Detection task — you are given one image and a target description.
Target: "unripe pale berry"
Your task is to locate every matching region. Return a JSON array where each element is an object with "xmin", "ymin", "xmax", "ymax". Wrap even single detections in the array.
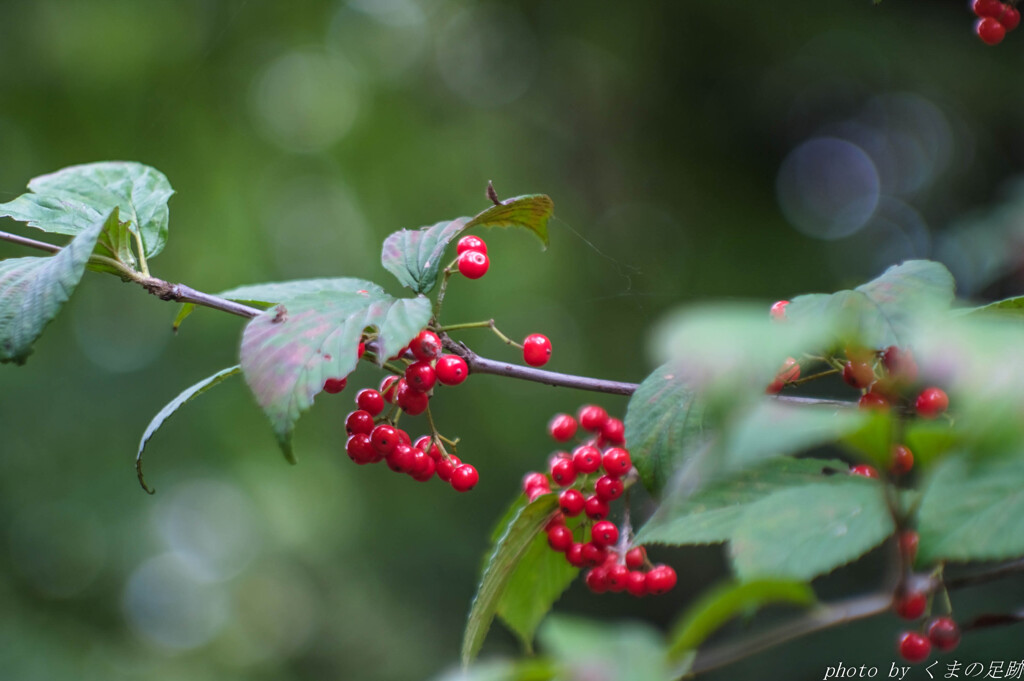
[{"xmin": 522, "ymin": 334, "xmax": 552, "ymax": 367}]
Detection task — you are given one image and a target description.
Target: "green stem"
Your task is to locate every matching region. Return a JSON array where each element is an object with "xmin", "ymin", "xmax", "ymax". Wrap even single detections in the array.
[
  {"xmin": 789, "ymin": 368, "xmax": 840, "ymax": 386},
  {"xmin": 131, "ymin": 229, "xmax": 150, "ymax": 276}
]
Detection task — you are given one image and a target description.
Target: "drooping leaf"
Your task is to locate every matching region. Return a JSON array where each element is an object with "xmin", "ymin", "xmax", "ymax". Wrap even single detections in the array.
[
  {"xmin": 135, "ymin": 365, "xmax": 242, "ymax": 494},
  {"xmin": 917, "ymin": 454, "xmax": 1024, "ymax": 564},
  {"xmin": 538, "ymin": 615, "xmax": 674, "ymax": 681},
  {"xmin": 465, "ymin": 194, "xmax": 553, "ymax": 245},
  {"xmin": 634, "ymin": 457, "xmax": 850, "ymax": 547},
  {"xmin": 623, "ymin": 363, "xmax": 706, "ymax": 495},
  {"xmin": 239, "ymin": 290, "xmax": 431, "ymax": 459},
  {"xmin": 667, "ymin": 579, "xmax": 816, "ymax": 659},
  {"xmin": 0, "ymin": 162, "xmax": 174, "ymax": 259},
  {"xmin": 729, "ymin": 478, "xmax": 894, "ymax": 581},
  {"xmin": 462, "ymin": 495, "xmax": 560, "ymax": 666},
  {"xmin": 0, "ymin": 208, "xmax": 114, "ymax": 364}
]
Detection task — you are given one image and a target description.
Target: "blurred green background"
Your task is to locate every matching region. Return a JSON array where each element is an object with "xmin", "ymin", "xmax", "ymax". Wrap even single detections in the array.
[{"xmin": 2, "ymin": 1, "xmax": 1023, "ymax": 679}]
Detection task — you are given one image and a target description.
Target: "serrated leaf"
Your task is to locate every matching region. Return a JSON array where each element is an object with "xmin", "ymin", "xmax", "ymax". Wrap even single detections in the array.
[
  {"xmin": 624, "ymin": 363, "xmax": 706, "ymax": 495},
  {"xmin": 239, "ymin": 290, "xmax": 431, "ymax": 459},
  {"xmin": 538, "ymin": 616, "xmax": 673, "ymax": 681},
  {"xmin": 0, "ymin": 162, "xmax": 174, "ymax": 259},
  {"xmin": 0, "ymin": 208, "xmax": 114, "ymax": 364},
  {"xmin": 135, "ymin": 365, "xmax": 241, "ymax": 494},
  {"xmin": 381, "ymin": 194, "xmax": 553, "ymax": 294},
  {"xmin": 634, "ymin": 457, "xmax": 850, "ymax": 547},
  {"xmin": 667, "ymin": 579, "xmax": 816, "ymax": 659},
  {"xmin": 917, "ymin": 454, "xmax": 1024, "ymax": 564},
  {"xmin": 462, "ymin": 495, "xmax": 560, "ymax": 666},
  {"xmin": 729, "ymin": 478, "xmax": 894, "ymax": 581}
]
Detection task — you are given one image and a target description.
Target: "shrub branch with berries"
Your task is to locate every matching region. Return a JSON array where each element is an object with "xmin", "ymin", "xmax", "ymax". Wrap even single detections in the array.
[{"xmin": 3, "ymin": 162, "xmax": 1024, "ymax": 680}]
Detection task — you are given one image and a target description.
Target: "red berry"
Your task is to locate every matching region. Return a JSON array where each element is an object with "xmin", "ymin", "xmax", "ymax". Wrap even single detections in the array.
[
  {"xmin": 581, "ymin": 542, "xmax": 608, "ymax": 567},
  {"xmin": 565, "ymin": 543, "xmax": 586, "ymax": 567},
  {"xmin": 585, "ymin": 567, "xmax": 608, "ymax": 593},
  {"xmin": 882, "ymin": 346, "xmax": 918, "ymax": 383},
  {"xmin": 626, "ymin": 570, "xmax": 648, "ymax": 597},
  {"xmin": 898, "ymin": 631, "xmax": 931, "ymax": 664},
  {"xmin": 1001, "ymin": 6, "xmax": 1021, "ymax": 30},
  {"xmin": 973, "ymin": 0, "xmax": 1003, "ymax": 17},
  {"xmin": 858, "ymin": 391, "xmax": 889, "ymax": 411},
  {"xmin": 770, "ymin": 300, "xmax": 789, "ymax": 320},
  {"xmin": 547, "ymin": 525, "xmax": 574, "ymax": 552},
  {"xmin": 591, "ymin": 521, "xmax": 619, "ymax": 547},
  {"xmin": 396, "ymin": 428, "xmax": 411, "ymax": 446},
  {"xmin": 380, "ymin": 375, "xmax": 400, "ymax": 403},
  {"xmin": 412, "ymin": 454, "xmax": 436, "ymax": 481},
  {"xmin": 415, "ymin": 436, "xmax": 442, "ymax": 460},
  {"xmin": 646, "ymin": 565, "xmax": 677, "ymax": 595},
  {"xmin": 435, "ymin": 355, "xmax": 468, "ymax": 385},
  {"xmin": 550, "ymin": 458, "xmax": 577, "ymax": 487},
  {"xmin": 891, "ymin": 444, "xmax": 914, "ymax": 476},
  {"xmin": 606, "ymin": 564, "xmax": 630, "ymax": 592},
  {"xmin": 545, "ymin": 513, "xmax": 565, "ymax": 532},
  {"xmin": 527, "ymin": 485, "xmax": 550, "ymax": 502},
  {"xmin": 843, "ymin": 361, "xmax": 875, "ymax": 389},
  {"xmin": 927, "ymin": 617, "xmax": 961, "ymax": 652},
  {"xmin": 410, "ymin": 329, "xmax": 442, "ymax": 361},
  {"xmin": 357, "ymin": 341, "xmax": 366, "ymax": 359},
  {"xmin": 915, "ymin": 387, "xmax": 949, "ymax": 419},
  {"xmin": 405, "ymin": 361, "xmax": 436, "ymax": 393},
  {"xmin": 346, "ymin": 433, "xmax": 375, "ymax": 464},
  {"xmin": 601, "ymin": 418, "xmax": 626, "ymax": 445},
  {"xmin": 450, "ymin": 464, "xmax": 479, "ymax": 492},
  {"xmin": 899, "ymin": 530, "xmax": 919, "ymax": 564},
  {"xmin": 522, "ymin": 472, "xmax": 549, "ymax": 492},
  {"xmin": 371, "ymin": 424, "xmax": 399, "ymax": 455},
  {"xmin": 977, "ymin": 16, "xmax": 1006, "ymax": 44},
  {"xmin": 558, "ymin": 489, "xmax": 585, "ymax": 516},
  {"xmin": 572, "ymin": 445, "xmax": 602, "ymax": 474},
  {"xmin": 323, "ymin": 377, "xmax": 348, "ymax": 394},
  {"xmin": 602, "ymin": 448, "xmax": 632, "ymax": 477},
  {"xmin": 548, "ymin": 413, "xmax": 578, "ymax": 441},
  {"xmin": 625, "ymin": 546, "xmax": 647, "ymax": 569},
  {"xmin": 585, "ymin": 495, "xmax": 610, "ymax": 520},
  {"xmin": 578, "ymin": 405, "xmax": 609, "ymax": 431},
  {"xmin": 386, "ymin": 443, "xmax": 416, "ymax": 473},
  {"xmin": 457, "ymin": 250, "xmax": 489, "ymax": 279},
  {"xmin": 595, "ymin": 475, "xmax": 624, "ymax": 502},
  {"xmin": 522, "ymin": 334, "xmax": 552, "ymax": 367},
  {"xmin": 894, "ymin": 590, "xmax": 927, "ymax": 620},
  {"xmin": 345, "ymin": 410, "xmax": 375, "ymax": 436},
  {"xmin": 397, "ymin": 381, "xmax": 429, "ymax": 415},
  {"xmin": 851, "ymin": 464, "xmax": 880, "ymax": 479},
  {"xmin": 777, "ymin": 357, "xmax": 801, "ymax": 383},
  {"xmin": 356, "ymin": 389, "xmax": 385, "ymax": 416},
  {"xmin": 436, "ymin": 455, "xmax": 461, "ymax": 482},
  {"xmin": 456, "ymin": 235, "xmax": 487, "ymax": 255}
]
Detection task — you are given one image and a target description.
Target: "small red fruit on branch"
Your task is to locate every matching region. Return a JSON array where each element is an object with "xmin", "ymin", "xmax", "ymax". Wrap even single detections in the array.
[{"xmin": 522, "ymin": 333, "xmax": 552, "ymax": 367}]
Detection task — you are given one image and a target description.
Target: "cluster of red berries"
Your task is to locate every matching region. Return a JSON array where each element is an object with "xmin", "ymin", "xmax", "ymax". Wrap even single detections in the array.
[
  {"xmin": 522, "ymin": 405, "xmax": 677, "ymax": 597},
  {"xmin": 891, "ymin": 526, "xmax": 960, "ymax": 662},
  {"xmin": 973, "ymin": 0, "xmax": 1020, "ymax": 45}
]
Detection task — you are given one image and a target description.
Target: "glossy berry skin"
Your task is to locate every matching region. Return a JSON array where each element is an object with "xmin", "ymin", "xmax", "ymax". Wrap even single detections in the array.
[
  {"xmin": 405, "ymin": 361, "xmax": 437, "ymax": 393},
  {"xmin": 646, "ymin": 565, "xmax": 677, "ymax": 595},
  {"xmin": 380, "ymin": 375, "xmax": 400, "ymax": 403},
  {"xmin": 565, "ymin": 543, "xmax": 586, "ymax": 567},
  {"xmin": 548, "ymin": 413, "xmax": 578, "ymax": 442},
  {"xmin": 371, "ymin": 424, "xmax": 399, "ymax": 455},
  {"xmin": 977, "ymin": 17, "xmax": 1006, "ymax": 44},
  {"xmin": 522, "ymin": 334, "xmax": 552, "ymax": 367},
  {"xmin": 915, "ymin": 387, "xmax": 949, "ymax": 419},
  {"xmin": 410, "ymin": 329, "xmax": 442, "ymax": 361},
  {"xmin": 346, "ymin": 434, "xmax": 376, "ymax": 464},
  {"xmin": 550, "ymin": 458, "xmax": 576, "ymax": 487},
  {"xmin": 585, "ymin": 567, "xmax": 608, "ymax": 593},
  {"xmin": 436, "ymin": 455, "xmax": 461, "ymax": 482},
  {"xmin": 345, "ymin": 410, "xmax": 375, "ymax": 436},
  {"xmin": 450, "ymin": 464, "xmax": 479, "ymax": 492},
  {"xmin": 591, "ymin": 521, "xmax": 619, "ymax": 547},
  {"xmin": 626, "ymin": 570, "xmax": 648, "ymax": 597},
  {"xmin": 585, "ymin": 495, "xmax": 610, "ymax": 520},
  {"xmin": 595, "ymin": 475, "xmax": 624, "ymax": 502},
  {"xmin": 522, "ymin": 472, "xmax": 549, "ymax": 492},
  {"xmin": 891, "ymin": 445, "xmax": 914, "ymax": 476},
  {"xmin": 386, "ymin": 444, "xmax": 416, "ymax": 473},
  {"xmin": 397, "ymin": 382, "xmax": 429, "ymax": 415},
  {"xmin": 606, "ymin": 564, "xmax": 630, "ymax": 592},
  {"xmin": 927, "ymin": 617, "xmax": 961, "ymax": 652},
  {"xmin": 356, "ymin": 389, "xmax": 385, "ymax": 416},
  {"xmin": 602, "ymin": 448, "xmax": 632, "ymax": 477},
  {"xmin": 323, "ymin": 377, "xmax": 348, "ymax": 394},
  {"xmin": 527, "ymin": 485, "xmax": 550, "ymax": 502},
  {"xmin": 601, "ymin": 417, "xmax": 626, "ymax": 445},
  {"xmin": 974, "ymin": 0, "xmax": 1004, "ymax": 16},
  {"xmin": 1001, "ymin": 6, "xmax": 1021, "ymax": 30},
  {"xmin": 547, "ymin": 525, "xmax": 574, "ymax": 552},
  {"xmin": 899, "ymin": 530, "xmax": 920, "ymax": 564},
  {"xmin": 894, "ymin": 590, "xmax": 927, "ymax": 620},
  {"xmin": 770, "ymin": 300, "xmax": 789, "ymax": 320},
  {"xmin": 581, "ymin": 542, "xmax": 607, "ymax": 567},
  {"xmin": 415, "ymin": 436, "xmax": 442, "ymax": 460},
  {"xmin": 625, "ymin": 547, "xmax": 647, "ymax": 569},
  {"xmin": 851, "ymin": 464, "xmax": 880, "ymax": 479},
  {"xmin": 578, "ymin": 405, "xmax": 609, "ymax": 431},
  {"xmin": 843, "ymin": 361, "xmax": 875, "ymax": 389},
  {"xmin": 457, "ymin": 250, "xmax": 489, "ymax": 279},
  {"xmin": 558, "ymin": 489, "xmax": 585, "ymax": 516},
  {"xmin": 858, "ymin": 392, "xmax": 890, "ymax": 411},
  {"xmin": 412, "ymin": 454, "xmax": 436, "ymax": 481},
  {"xmin": 572, "ymin": 445, "xmax": 603, "ymax": 474},
  {"xmin": 456, "ymin": 234, "xmax": 487, "ymax": 255},
  {"xmin": 435, "ymin": 355, "xmax": 469, "ymax": 385},
  {"xmin": 898, "ymin": 631, "xmax": 931, "ymax": 664}
]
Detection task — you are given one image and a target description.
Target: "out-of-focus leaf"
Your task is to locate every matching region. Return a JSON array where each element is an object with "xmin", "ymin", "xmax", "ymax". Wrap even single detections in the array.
[
  {"xmin": 538, "ymin": 615, "xmax": 673, "ymax": 681},
  {"xmin": 465, "ymin": 194, "xmax": 552, "ymax": 245}
]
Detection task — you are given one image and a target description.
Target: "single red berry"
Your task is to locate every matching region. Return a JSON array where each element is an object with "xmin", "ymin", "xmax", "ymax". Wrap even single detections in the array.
[
  {"xmin": 765, "ymin": 378, "xmax": 785, "ymax": 395},
  {"xmin": 851, "ymin": 464, "xmax": 880, "ymax": 479},
  {"xmin": 777, "ymin": 357, "xmax": 801, "ymax": 383},
  {"xmin": 898, "ymin": 631, "xmax": 931, "ymax": 664},
  {"xmin": 585, "ymin": 495, "xmax": 610, "ymax": 520},
  {"xmin": 581, "ymin": 542, "xmax": 608, "ymax": 567},
  {"xmin": 572, "ymin": 445, "xmax": 602, "ymax": 474},
  {"xmin": 595, "ymin": 475, "xmax": 625, "ymax": 502},
  {"xmin": 1001, "ymin": 6, "xmax": 1021, "ymax": 30},
  {"xmin": 405, "ymin": 361, "xmax": 437, "ymax": 393},
  {"xmin": 977, "ymin": 16, "xmax": 1006, "ymax": 44},
  {"xmin": 407, "ymin": 448, "xmax": 433, "ymax": 477},
  {"xmin": 927, "ymin": 617, "xmax": 961, "ymax": 652},
  {"xmin": 457, "ymin": 250, "xmax": 489, "ymax": 279},
  {"xmin": 397, "ymin": 382, "xmax": 429, "ymax": 415},
  {"xmin": 646, "ymin": 565, "xmax": 677, "ymax": 595},
  {"xmin": 345, "ymin": 410, "xmax": 375, "ymax": 436},
  {"xmin": 522, "ymin": 472, "xmax": 549, "ymax": 493},
  {"xmin": 558, "ymin": 489, "xmax": 585, "ymax": 516},
  {"xmin": 550, "ymin": 458, "xmax": 577, "ymax": 487},
  {"xmin": 380, "ymin": 375, "xmax": 400, "ymax": 403},
  {"xmin": 346, "ymin": 433, "xmax": 375, "ymax": 464},
  {"xmin": 770, "ymin": 300, "xmax": 789, "ymax": 320},
  {"xmin": 410, "ymin": 329, "xmax": 442, "ymax": 361},
  {"xmin": 412, "ymin": 455, "xmax": 436, "ymax": 481},
  {"xmin": 606, "ymin": 564, "xmax": 630, "ymax": 592},
  {"xmin": 386, "ymin": 443, "xmax": 416, "ymax": 473},
  {"xmin": 843, "ymin": 361, "xmax": 875, "ymax": 389},
  {"xmin": 891, "ymin": 444, "xmax": 914, "ymax": 476},
  {"xmin": 601, "ymin": 417, "xmax": 626, "ymax": 445},
  {"xmin": 591, "ymin": 520, "xmax": 619, "ymax": 547},
  {"xmin": 894, "ymin": 590, "xmax": 927, "ymax": 620},
  {"xmin": 858, "ymin": 391, "xmax": 890, "ymax": 411},
  {"xmin": 548, "ymin": 413, "xmax": 578, "ymax": 441},
  {"xmin": 565, "ymin": 543, "xmax": 586, "ymax": 567},
  {"xmin": 578, "ymin": 405, "xmax": 609, "ymax": 431},
  {"xmin": 626, "ymin": 570, "xmax": 648, "ymax": 597},
  {"xmin": 522, "ymin": 333, "xmax": 552, "ymax": 367},
  {"xmin": 625, "ymin": 546, "xmax": 647, "ymax": 569},
  {"xmin": 882, "ymin": 346, "xmax": 918, "ymax": 383},
  {"xmin": 974, "ymin": 0, "xmax": 1004, "ymax": 17},
  {"xmin": 456, "ymin": 234, "xmax": 487, "ymax": 255},
  {"xmin": 323, "ymin": 377, "xmax": 348, "ymax": 394},
  {"xmin": 370, "ymin": 424, "xmax": 399, "ymax": 455},
  {"xmin": 356, "ymin": 389, "xmax": 385, "ymax": 416},
  {"xmin": 435, "ymin": 355, "xmax": 469, "ymax": 385},
  {"xmin": 396, "ymin": 428, "xmax": 411, "ymax": 445},
  {"xmin": 585, "ymin": 567, "xmax": 608, "ymax": 593},
  {"xmin": 436, "ymin": 455, "xmax": 461, "ymax": 482},
  {"xmin": 527, "ymin": 485, "xmax": 550, "ymax": 502},
  {"xmin": 450, "ymin": 464, "xmax": 479, "ymax": 492},
  {"xmin": 357, "ymin": 341, "xmax": 366, "ymax": 359},
  {"xmin": 915, "ymin": 387, "xmax": 949, "ymax": 419},
  {"xmin": 415, "ymin": 436, "xmax": 442, "ymax": 460},
  {"xmin": 899, "ymin": 530, "xmax": 920, "ymax": 564},
  {"xmin": 602, "ymin": 448, "xmax": 632, "ymax": 477},
  {"xmin": 547, "ymin": 525, "xmax": 574, "ymax": 552}
]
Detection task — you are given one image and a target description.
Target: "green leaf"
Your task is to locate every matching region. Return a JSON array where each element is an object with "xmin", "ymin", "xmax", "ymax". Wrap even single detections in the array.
[
  {"xmin": 634, "ymin": 457, "xmax": 850, "ymax": 546},
  {"xmin": 902, "ymin": 420, "xmax": 958, "ymax": 469},
  {"xmin": 239, "ymin": 290, "xmax": 431, "ymax": 459},
  {"xmin": 729, "ymin": 478, "xmax": 894, "ymax": 581},
  {"xmin": 917, "ymin": 454, "xmax": 1024, "ymax": 564},
  {"xmin": 462, "ymin": 495, "xmax": 560, "ymax": 666},
  {"xmin": 964, "ymin": 296, "xmax": 1024, "ymax": 317},
  {"xmin": 381, "ymin": 194, "xmax": 553, "ymax": 294},
  {"xmin": 135, "ymin": 365, "xmax": 242, "ymax": 494},
  {"xmin": 432, "ymin": 659, "xmax": 557, "ymax": 681},
  {"xmin": 538, "ymin": 615, "xmax": 673, "ymax": 681},
  {"xmin": 667, "ymin": 579, "xmax": 816, "ymax": 658},
  {"xmin": 0, "ymin": 162, "xmax": 174, "ymax": 259},
  {"xmin": 624, "ymin": 363, "xmax": 706, "ymax": 495},
  {"xmin": 0, "ymin": 208, "xmax": 114, "ymax": 364},
  {"xmin": 839, "ymin": 409, "xmax": 896, "ymax": 468}
]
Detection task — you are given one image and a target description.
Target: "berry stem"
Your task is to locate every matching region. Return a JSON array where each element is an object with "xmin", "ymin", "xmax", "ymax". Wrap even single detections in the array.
[{"xmin": 789, "ymin": 367, "xmax": 840, "ymax": 386}]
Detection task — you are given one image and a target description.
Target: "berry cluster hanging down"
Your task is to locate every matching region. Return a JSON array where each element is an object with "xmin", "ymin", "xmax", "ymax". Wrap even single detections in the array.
[{"xmin": 972, "ymin": 0, "xmax": 1020, "ymax": 45}]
